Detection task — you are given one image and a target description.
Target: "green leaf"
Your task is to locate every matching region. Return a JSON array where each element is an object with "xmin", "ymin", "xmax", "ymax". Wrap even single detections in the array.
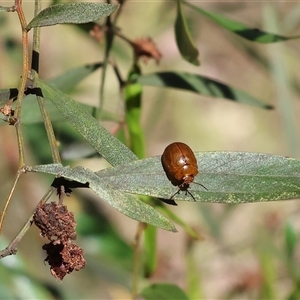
[
  {"xmin": 96, "ymin": 152, "xmax": 300, "ymax": 203},
  {"xmin": 2, "ymin": 63, "xmax": 105, "ymax": 124},
  {"xmin": 21, "ymin": 96, "xmax": 119, "ymax": 124},
  {"xmin": 21, "ymin": 63, "xmax": 119, "ymax": 124},
  {"xmin": 284, "ymin": 221, "xmax": 298, "ymax": 258},
  {"xmin": 287, "ymin": 286, "xmax": 300, "ymax": 300},
  {"xmin": 0, "ymin": 88, "xmax": 18, "ymax": 104},
  {"xmin": 0, "ymin": 6, "xmax": 9, "ymax": 13},
  {"xmin": 153, "ymin": 201, "xmax": 202, "ymax": 239},
  {"xmin": 184, "ymin": 2, "xmax": 299, "ymax": 43},
  {"xmin": 27, "ymin": 3, "xmax": 119, "ymax": 30},
  {"xmin": 35, "ymin": 78, "xmax": 137, "ymax": 166},
  {"xmin": 140, "ymin": 283, "xmax": 189, "ymax": 300},
  {"xmin": 137, "ymin": 72, "xmax": 273, "ymax": 109},
  {"xmin": 283, "ymin": 221, "xmax": 299, "ymax": 281},
  {"xmin": 49, "ymin": 62, "xmax": 102, "ymax": 93},
  {"xmin": 175, "ymin": 0, "xmax": 200, "ymax": 65},
  {"xmin": 264, "ymin": 5, "xmax": 299, "ymax": 157},
  {"xmin": 30, "ymin": 164, "xmax": 176, "ymax": 232}
]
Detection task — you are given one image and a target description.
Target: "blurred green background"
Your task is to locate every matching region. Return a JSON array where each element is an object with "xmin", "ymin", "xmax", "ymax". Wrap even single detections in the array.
[{"xmin": 1, "ymin": 1, "xmax": 300, "ymax": 299}]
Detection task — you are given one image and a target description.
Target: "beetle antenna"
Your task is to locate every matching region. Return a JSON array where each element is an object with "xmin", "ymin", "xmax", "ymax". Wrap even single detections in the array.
[{"xmin": 194, "ymin": 181, "xmax": 208, "ymax": 191}]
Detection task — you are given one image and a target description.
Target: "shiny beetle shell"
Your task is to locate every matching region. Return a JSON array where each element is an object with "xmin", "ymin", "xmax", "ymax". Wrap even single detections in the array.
[{"xmin": 161, "ymin": 142, "xmax": 198, "ymax": 188}]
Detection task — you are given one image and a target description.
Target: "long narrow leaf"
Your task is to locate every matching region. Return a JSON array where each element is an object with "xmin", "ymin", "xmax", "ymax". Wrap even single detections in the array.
[
  {"xmin": 137, "ymin": 72, "xmax": 273, "ymax": 109},
  {"xmin": 175, "ymin": 0, "xmax": 200, "ymax": 65},
  {"xmin": 184, "ymin": 1, "xmax": 299, "ymax": 43},
  {"xmin": 36, "ymin": 78, "xmax": 137, "ymax": 165},
  {"xmin": 50, "ymin": 62, "xmax": 102, "ymax": 93},
  {"xmin": 21, "ymin": 63, "xmax": 120, "ymax": 124},
  {"xmin": 21, "ymin": 95, "xmax": 119, "ymax": 124},
  {"xmin": 97, "ymin": 152, "xmax": 300, "ymax": 203},
  {"xmin": 30, "ymin": 164, "xmax": 176, "ymax": 232},
  {"xmin": 27, "ymin": 3, "xmax": 119, "ymax": 29}
]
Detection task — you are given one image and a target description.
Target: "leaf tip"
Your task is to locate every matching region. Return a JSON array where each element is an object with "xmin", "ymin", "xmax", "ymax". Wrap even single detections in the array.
[
  {"xmin": 171, "ymin": 226, "xmax": 178, "ymax": 233},
  {"xmin": 264, "ymin": 104, "xmax": 275, "ymax": 110}
]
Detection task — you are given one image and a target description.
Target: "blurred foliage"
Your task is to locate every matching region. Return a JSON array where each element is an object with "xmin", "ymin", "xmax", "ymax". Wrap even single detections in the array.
[{"xmin": 1, "ymin": 0, "xmax": 300, "ymax": 299}]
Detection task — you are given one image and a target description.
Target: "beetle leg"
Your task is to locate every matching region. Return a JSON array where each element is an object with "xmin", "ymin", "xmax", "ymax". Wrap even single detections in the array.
[
  {"xmin": 170, "ymin": 189, "xmax": 180, "ymax": 200},
  {"xmin": 170, "ymin": 187, "xmax": 197, "ymax": 202},
  {"xmin": 186, "ymin": 190, "xmax": 196, "ymax": 202}
]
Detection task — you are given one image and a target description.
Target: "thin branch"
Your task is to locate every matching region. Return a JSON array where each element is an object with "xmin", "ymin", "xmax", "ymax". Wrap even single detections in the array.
[
  {"xmin": 14, "ymin": 0, "xmax": 29, "ymax": 167},
  {"xmin": 0, "ymin": 186, "xmax": 55, "ymax": 259},
  {"xmin": 31, "ymin": 0, "xmax": 61, "ymax": 164},
  {"xmin": 0, "ymin": 170, "xmax": 22, "ymax": 234}
]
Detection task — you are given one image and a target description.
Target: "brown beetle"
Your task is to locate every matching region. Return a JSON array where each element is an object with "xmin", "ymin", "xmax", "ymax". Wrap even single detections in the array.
[{"xmin": 161, "ymin": 142, "xmax": 207, "ymax": 203}]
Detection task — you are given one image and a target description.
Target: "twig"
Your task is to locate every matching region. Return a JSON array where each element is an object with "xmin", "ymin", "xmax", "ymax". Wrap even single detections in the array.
[
  {"xmin": 0, "ymin": 186, "xmax": 55, "ymax": 259},
  {"xmin": 0, "ymin": 170, "xmax": 22, "ymax": 234}
]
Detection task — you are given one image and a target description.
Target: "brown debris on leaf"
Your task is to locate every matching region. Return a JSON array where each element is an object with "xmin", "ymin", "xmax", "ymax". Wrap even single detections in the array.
[
  {"xmin": 0, "ymin": 103, "xmax": 14, "ymax": 117},
  {"xmin": 132, "ymin": 37, "xmax": 162, "ymax": 64},
  {"xmin": 0, "ymin": 101, "xmax": 16, "ymax": 125},
  {"xmin": 33, "ymin": 202, "xmax": 86, "ymax": 280}
]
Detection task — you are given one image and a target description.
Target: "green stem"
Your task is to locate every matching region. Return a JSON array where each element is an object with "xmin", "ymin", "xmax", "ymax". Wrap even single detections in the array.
[{"xmin": 132, "ymin": 222, "xmax": 146, "ymax": 299}]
